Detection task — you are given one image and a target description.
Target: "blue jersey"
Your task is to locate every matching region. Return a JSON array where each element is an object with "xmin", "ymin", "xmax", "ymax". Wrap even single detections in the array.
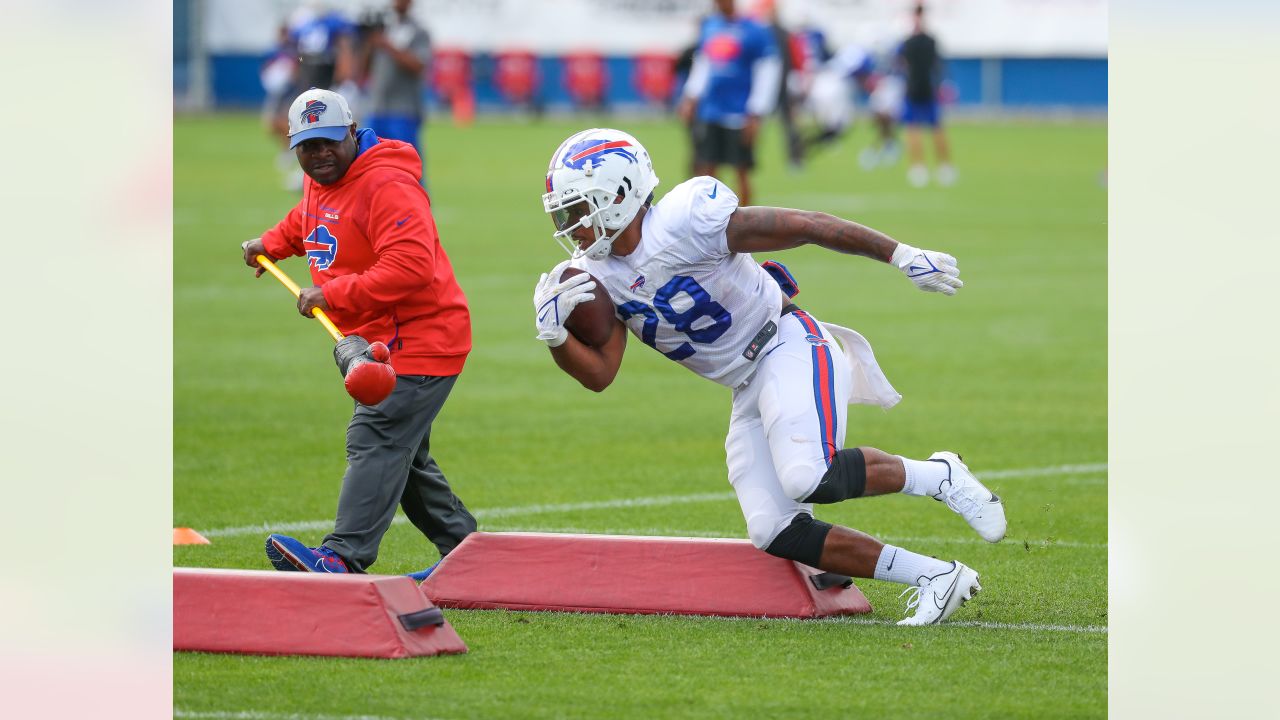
[
  {"xmin": 796, "ymin": 27, "xmax": 832, "ymax": 69},
  {"xmin": 828, "ymin": 45, "xmax": 875, "ymax": 80},
  {"xmin": 289, "ymin": 11, "xmax": 352, "ymax": 63},
  {"xmin": 695, "ymin": 15, "xmax": 778, "ymax": 125}
]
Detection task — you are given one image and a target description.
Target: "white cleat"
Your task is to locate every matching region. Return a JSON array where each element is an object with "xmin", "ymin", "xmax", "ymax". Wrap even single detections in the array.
[
  {"xmin": 907, "ymin": 164, "xmax": 929, "ymax": 188},
  {"xmin": 859, "ymin": 147, "xmax": 880, "ymax": 170},
  {"xmin": 929, "ymin": 451, "xmax": 1007, "ymax": 543},
  {"xmin": 897, "ymin": 561, "xmax": 981, "ymax": 626}
]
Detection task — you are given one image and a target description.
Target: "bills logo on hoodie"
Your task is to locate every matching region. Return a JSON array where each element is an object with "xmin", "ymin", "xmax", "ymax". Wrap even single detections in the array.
[{"xmin": 304, "ymin": 226, "xmax": 339, "ymax": 270}]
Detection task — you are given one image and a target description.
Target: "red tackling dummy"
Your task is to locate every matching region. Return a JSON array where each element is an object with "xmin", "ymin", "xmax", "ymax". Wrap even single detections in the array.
[
  {"xmin": 173, "ymin": 568, "xmax": 468, "ymax": 658},
  {"xmin": 422, "ymin": 532, "xmax": 872, "ymax": 618}
]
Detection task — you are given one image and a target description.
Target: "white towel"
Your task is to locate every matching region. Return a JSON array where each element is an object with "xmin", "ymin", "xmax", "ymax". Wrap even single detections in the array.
[{"xmin": 820, "ymin": 321, "xmax": 902, "ymax": 410}]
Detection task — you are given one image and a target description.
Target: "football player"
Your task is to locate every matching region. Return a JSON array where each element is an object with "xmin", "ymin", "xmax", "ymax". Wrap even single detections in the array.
[
  {"xmin": 678, "ymin": 0, "xmax": 781, "ymax": 207},
  {"xmin": 532, "ymin": 128, "xmax": 1006, "ymax": 625},
  {"xmin": 800, "ymin": 44, "xmax": 878, "ymax": 158}
]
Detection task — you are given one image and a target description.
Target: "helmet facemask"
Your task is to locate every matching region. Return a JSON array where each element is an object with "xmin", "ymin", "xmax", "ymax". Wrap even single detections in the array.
[
  {"xmin": 543, "ymin": 186, "xmax": 626, "ymax": 261},
  {"xmin": 542, "ymin": 128, "xmax": 660, "ymax": 262}
]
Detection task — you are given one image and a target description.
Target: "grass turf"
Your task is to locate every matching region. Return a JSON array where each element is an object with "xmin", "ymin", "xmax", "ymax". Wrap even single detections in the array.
[{"xmin": 174, "ymin": 113, "xmax": 1106, "ymax": 718}]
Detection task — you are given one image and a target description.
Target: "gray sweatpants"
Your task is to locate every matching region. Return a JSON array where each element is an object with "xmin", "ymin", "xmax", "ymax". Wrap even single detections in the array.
[{"xmin": 322, "ymin": 374, "xmax": 476, "ymax": 572}]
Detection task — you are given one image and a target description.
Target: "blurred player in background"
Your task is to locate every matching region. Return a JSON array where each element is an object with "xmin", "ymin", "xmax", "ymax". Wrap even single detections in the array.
[
  {"xmin": 266, "ymin": 3, "xmax": 358, "ymax": 190},
  {"xmin": 533, "ymin": 128, "xmax": 1006, "ymax": 625},
  {"xmin": 754, "ymin": 0, "xmax": 804, "ymax": 171},
  {"xmin": 899, "ymin": 4, "xmax": 955, "ymax": 187},
  {"xmin": 289, "ymin": 2, "xmax": 357, "ymax": 94},
  {"xmin": 679, "ymin": 0, "xmax": 781, "ymax": 207},
  {"xmin": 672, "ymin": 40, "xmax": 700, "ymax": 176},
  {"xmin": 799, "ymin": 44, "xmax": 876, "ymax": 159},
  {"xmin": 860, "ymin": 53, "xmax": 905, "ymax": 170},
  {"xmin": 242, "ymin": 88, "xmax": 475, "ymax": 579},
  {"xmin": 358, "ymin": 0, "xmax": 432, "ymax": 188},
  {"xmin": 261, "ymin": 23, "xmax": 300, "ymax": 188},
  {"xmin": 785, "ymin": 12, "xmax": 834, "ymax": 167}
]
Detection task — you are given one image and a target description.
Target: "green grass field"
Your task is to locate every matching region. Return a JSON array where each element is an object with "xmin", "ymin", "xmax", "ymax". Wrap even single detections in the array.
[{"xmin": 174, "ymin": 113, "xmax": 1106, "ymax": 719}]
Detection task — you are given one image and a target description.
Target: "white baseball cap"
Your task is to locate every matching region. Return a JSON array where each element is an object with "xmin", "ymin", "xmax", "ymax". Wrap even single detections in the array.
[{"xmin": 287, "ymin": 88, "xmax": 354, "ymax": 149}]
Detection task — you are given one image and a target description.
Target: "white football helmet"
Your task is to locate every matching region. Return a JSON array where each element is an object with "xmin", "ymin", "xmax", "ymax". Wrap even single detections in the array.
[{"xmin": 542, "ymin": 128, "xmax": 659, "ymax": 261}]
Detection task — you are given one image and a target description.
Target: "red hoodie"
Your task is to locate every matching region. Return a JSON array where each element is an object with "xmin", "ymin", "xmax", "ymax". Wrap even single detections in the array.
[{"xmin": 260, "ymin": 132, "xmax": 470, "ymax": 376}]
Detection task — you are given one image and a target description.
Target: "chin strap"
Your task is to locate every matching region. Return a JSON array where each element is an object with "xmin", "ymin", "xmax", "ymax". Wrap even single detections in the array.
[{"xmin": 578, "ymin": 237, "xmax": 614, "ymax": 261}]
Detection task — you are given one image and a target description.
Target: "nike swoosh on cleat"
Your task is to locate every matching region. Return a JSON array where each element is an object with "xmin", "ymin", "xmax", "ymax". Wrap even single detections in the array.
[
  {"xmin": 707, "ymin": 184, "xmax": 718, "ymax": 199},
  {"xmin": 932, "ymin": 572, "xmax": 962, "ymax": 609}
]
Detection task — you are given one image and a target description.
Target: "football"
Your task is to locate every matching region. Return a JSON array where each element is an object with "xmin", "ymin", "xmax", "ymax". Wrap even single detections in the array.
[{"xmin": 560, "ymin": 266, "xmax": 617, "ymax": 347}]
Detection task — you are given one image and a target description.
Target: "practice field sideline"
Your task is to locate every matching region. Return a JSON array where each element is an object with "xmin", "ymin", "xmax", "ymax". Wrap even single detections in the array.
[{"xmin": 175, "ymin": 114, "xmax": 1106, "ymax": 718}]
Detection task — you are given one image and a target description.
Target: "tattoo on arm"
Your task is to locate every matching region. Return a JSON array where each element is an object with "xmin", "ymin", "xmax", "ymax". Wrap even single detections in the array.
[{"xmin": 726, "ymin": 207, "xmax": 898, "ymax": 261}]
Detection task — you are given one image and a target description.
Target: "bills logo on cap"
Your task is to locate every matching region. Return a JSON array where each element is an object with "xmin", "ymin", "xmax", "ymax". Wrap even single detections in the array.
[{"xmin": 302, "ymin": 100, "xmax": 328, "ymax": 125}]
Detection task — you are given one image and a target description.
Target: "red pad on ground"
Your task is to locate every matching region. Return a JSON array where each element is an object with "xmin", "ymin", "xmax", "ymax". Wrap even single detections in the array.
[
  {"xmin": 174, "ymin": 568, "xmax": 468, "ymax": 658},
  {"xmin": 422, "ymin": 532, "xmax": 872, "ymax": 618}
]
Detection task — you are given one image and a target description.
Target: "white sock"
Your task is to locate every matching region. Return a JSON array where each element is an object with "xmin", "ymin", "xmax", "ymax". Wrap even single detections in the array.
[
  {"xmin": 898, "ymin": 455, "xmax": 950, "ymax": 498},
  {"xmin": 873, "ymin": 544, "xmax": 954, "ymax": 586}
]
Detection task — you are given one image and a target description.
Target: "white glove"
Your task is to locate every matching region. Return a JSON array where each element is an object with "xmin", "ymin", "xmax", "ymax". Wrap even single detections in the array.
[
  {"xmin": 533, "ymin": 261, "xmax": 598, "ymax": 347},
  {"xmin": 890, "ymin": 243, "xmax": 963, "ymax": 296}
]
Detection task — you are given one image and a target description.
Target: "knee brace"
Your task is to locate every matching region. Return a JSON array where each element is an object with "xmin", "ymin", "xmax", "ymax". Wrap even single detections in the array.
[
  {"xmin": 764, "ymin": 513, "xmax": 832, "ymax": 567},
  {"xmin": 802, "ymin": 448, "xmax": 867, "ymax": 504}
]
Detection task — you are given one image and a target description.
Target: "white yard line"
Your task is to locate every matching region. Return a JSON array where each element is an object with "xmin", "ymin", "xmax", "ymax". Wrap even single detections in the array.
[
  {"xmin": 199, "ymin": 491, "xmax": 733, "ymax": 538},
  {"xmin": 876, "ymin": 534, "xmax": 1106, "ymax": 549},
  {"xmin": 981, "ymin": 463, "xmax": 1106, "ymax": 479},
  {"xmin": 476, "ymin": 525, "xmax": 1107, "ymax": 550},
  {"xmin": 197, "ymin": 462, "xmax": 1107, "ymax": 540},
  {"xmin": 825, "ymin": 617, "xmax": 1108, "ymax": 633}
]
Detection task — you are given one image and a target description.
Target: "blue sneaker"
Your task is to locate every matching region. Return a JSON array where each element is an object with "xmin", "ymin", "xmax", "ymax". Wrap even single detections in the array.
[
  {"xmin": 406, "ymin": 562, "xmax": 440, "ymax": 582},
  {"xmin": 264, "ymin": 536, "xmax": 296, "ymax": 571},
  {"xmin": 266, "ymin": 534, "xmax": 350, "ymax": 573}
]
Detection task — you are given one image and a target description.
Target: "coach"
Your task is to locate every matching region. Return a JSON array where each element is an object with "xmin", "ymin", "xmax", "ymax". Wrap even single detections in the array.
[{"xmin": 242, "ymin": 87, "xmax": 475, "ymax": 577}]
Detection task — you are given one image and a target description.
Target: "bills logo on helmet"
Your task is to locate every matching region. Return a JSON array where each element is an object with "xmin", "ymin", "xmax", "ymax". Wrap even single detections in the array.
[
  {"xmin": 562, "ymin": 139, "xmax": 637, "ymax": 170},
  {"xmin": 804, "ymin": 333, "xmax": 830, "ymax": 346},
  {"xmin": 304, "ymin": 226, "xmax": 339, "ymax": 270},
  {"xmin": 301, "ymin": 100, "xmax": 327, "ymax": 124}
]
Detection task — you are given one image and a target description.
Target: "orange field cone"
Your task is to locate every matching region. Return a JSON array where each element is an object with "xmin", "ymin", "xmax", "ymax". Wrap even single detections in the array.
[
  {"xmin": 453, "ymin": 88, "xmax": 475, "ymax": 127},
  {"xmin": 174, "ymin": 527, "xmax": 210, "ymax": 545}
]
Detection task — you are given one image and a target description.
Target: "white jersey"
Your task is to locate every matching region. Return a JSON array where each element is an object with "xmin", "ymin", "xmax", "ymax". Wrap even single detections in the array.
[
  {"xmin": 869, "ymin": 74, "xmax": 905, "ymax": 117},
  {"xmin": 576, "ymin": 176, "xmax": 785, "ymax": 388},
  {"xmin": 806, "ymin": 68, "xmax": 854, "ymax": 131}
]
